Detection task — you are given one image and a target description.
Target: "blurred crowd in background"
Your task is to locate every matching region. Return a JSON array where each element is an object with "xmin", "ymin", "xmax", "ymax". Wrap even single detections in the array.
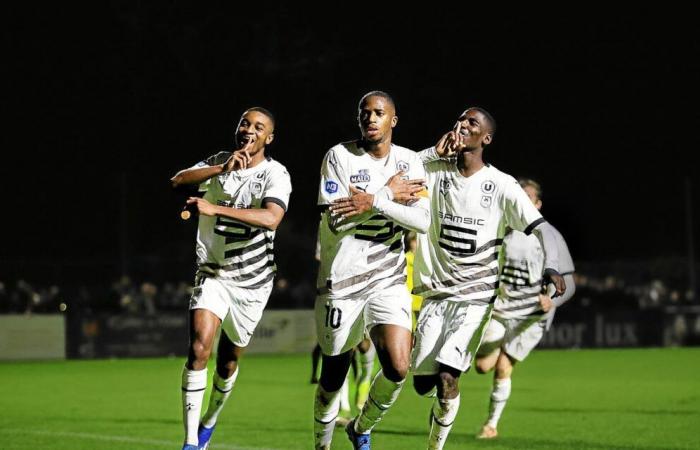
[{"xmin": 1, "ymin": 261, "xmax": 696, "ymax": 315}]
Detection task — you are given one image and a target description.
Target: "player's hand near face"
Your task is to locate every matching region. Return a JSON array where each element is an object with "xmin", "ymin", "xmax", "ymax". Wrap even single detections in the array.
[
  {"xmin": 435, "ymin": 122, "xmax": 469, "ymax": 157},
  {"xmin": 385, "ymin": 171, "xmax": 426, "ymax": 205},
  {"xmin": 330, "ymin": 185, "xmax": 374, "ymax": 218},
  {"xmin": 186, "ymin": 197, "xmax": 218, "ymax": 217},
  {"xmin": 223, "ymin": 138, "xmax": 255, "ymax": 171}
]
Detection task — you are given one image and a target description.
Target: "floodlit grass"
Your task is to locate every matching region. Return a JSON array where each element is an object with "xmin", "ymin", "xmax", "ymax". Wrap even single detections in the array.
[{"xmin": 0, "ymin": 348, "xmax": 698, "ymax": 449}]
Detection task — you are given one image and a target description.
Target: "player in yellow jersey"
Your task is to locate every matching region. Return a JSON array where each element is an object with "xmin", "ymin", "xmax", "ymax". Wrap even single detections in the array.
[{"xmin": 403, "ymin": 231, "xmax": 423, "ymax": 330}]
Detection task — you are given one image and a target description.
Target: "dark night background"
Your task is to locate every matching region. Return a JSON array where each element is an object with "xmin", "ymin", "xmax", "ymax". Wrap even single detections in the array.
[{"xmin": 2, "ymin": 5, "xmax": 698, "ymax": 295}]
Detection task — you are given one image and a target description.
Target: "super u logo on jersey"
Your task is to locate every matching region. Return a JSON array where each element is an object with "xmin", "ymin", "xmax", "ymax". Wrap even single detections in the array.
[{"xmin": 481, "ymin": 180, "xmax": 495, "ymax": 194}]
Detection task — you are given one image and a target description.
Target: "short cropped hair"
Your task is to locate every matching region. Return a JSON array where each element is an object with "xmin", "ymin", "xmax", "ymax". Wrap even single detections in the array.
[
  {"xmin": 358, "ymin": 91, "xmax": 396, "ymax": 112},
  {"xmin": 243, "ymin": 107, "xmax": 276, "ymax": 130}
]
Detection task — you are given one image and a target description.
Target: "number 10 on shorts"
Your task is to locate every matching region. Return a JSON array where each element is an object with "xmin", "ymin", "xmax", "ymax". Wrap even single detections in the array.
[{"xmin": 324, "ymin": 304, "xmax": 342, "ymax": 329}]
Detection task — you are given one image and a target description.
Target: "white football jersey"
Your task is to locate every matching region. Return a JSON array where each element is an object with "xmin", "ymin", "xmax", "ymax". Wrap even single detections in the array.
[
  {"xmin": 317, "ymin": 141, "xmax": 428, "ymax": 299},
  {"xmin": 413, "ymin": 153, "xmax": 544, "ymax": 305},
  {"xmin": 494, "ymin": 226, "xmax": 575, "ymax": 319},
  {"xmin": 193, "ymin": 152, "xmax": 292, "ymax": 288}
]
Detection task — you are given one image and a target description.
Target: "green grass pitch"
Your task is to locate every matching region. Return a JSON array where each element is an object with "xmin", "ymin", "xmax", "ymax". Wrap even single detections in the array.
[{"xmin": 0, "ymin": 348, "xmax": 698, "ymax": 449}]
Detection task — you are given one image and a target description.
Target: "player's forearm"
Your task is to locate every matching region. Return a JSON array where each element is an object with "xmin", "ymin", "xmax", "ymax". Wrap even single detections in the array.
[
  {"xmin": 533, "ymin": 222, "xmax": 560, "ymax": 272},
  {"xmin": 553, "ymin": 274, "xmax": 576, "ymax": 307},
  {"xmin": 418, "ymin": 147, "xmax": 441, "ymax": 164},
  {"xmin": 171, "ymin": 165, "xmax": 224, "ymax": 188},
  {"xmin": 327, "ymin": 209, "xmax": 373, "ymax": 233},
  {"xmin": 372, "ymin": 189, "xmax": 430, "ymax": 233},
  {"xmin": 213, "ymin": 205, "xmax": 282, "ymax": 231}
]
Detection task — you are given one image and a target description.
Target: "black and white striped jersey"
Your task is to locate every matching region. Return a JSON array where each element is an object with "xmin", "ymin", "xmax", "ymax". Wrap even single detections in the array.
[
  {"xmin": 494, "ymin": 226, "xmax": 575, "ymax": 319},
  {"xmin": 316, "ymin": 141, "xmax": 429, "ymax": 299},
  {"xmin": 413, "ymin": 149, "xmax": 544, "ymax": 305},
  {"xmin": 193, "ymin": 152, "xmax": 292, "ymax": 287}
]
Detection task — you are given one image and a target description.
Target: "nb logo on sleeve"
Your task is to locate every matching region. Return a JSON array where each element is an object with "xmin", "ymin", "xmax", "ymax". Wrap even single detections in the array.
[{"xmin": 325, "ymin": 181, "xmax": 338, "ymax": 193}]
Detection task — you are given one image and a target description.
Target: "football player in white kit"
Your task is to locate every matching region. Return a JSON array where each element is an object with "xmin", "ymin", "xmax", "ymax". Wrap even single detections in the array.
[
  {"xmin": 474, "ymin": 178, "xmax": 576, "ymax": 439},
  {"xmin": 170, "ymin": 107, "xmax": 292, "ymax": 450},
  {"xmin": 409, "ymin": 107, "xmax": 567, "ymax": 450},
  {"xmin": 312, "ymin": 91, "xmax": 430, "ymax": 450}
]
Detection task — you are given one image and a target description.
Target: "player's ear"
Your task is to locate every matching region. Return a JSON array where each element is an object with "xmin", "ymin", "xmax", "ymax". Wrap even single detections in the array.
[
  {"xmin": 483, "ymin": 133, "xmax": 492, "ymax": 146},
  {"xmin": 266, "ymin": 133, "xmax": 274, "ymax": 145},
  {"xmin": 535, "ymin": 199, "xmax": 542, "ymax": 210},
  {"xmin": 391, "ymin": 115, "xmax": 398, "ymax": 128}
]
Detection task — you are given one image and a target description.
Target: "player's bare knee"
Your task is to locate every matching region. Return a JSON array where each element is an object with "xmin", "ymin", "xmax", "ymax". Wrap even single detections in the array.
[
  {"xmin": 188, "ymin": 340, "xmax": 211, "ymax": 367},
  {"xmin": 495, "ymin": 364, "xmax": 513, "ymax": 379},
  {"xmin": 319, "ymin": 371, "xmax": 345, "ymax": 392},
  {"xmin": 413, "ymin": 375, "xmax": 436, "ymax": 396},
  {"xmin": 383, "ymin": 359, "xmax": 409, "ymax": 382},
  {"xmin": 436, "ymin": 371, "xmax": 460, "ymax": 399},
  {"xmin": 475, "ymin": 357, "xmax": 494, "ymax": 374},
  {"xmin": 495, "ymin": 354, "xmax": 515, "ymax": 378}
]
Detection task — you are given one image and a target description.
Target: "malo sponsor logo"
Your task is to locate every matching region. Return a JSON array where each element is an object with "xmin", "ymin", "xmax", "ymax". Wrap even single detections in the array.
[{"xmin": 350, "ymin": 169, "xmax": 371, "ymax": 183}]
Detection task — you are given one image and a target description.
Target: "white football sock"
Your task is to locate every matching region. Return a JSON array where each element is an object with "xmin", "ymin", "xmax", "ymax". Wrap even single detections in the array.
[
  {"xmin": 487, "ymin": 377, "xmax": 511, "ymax": 428},
  {"xmin": 313, "ymin": 385, "xmax": 341, "ymax": 450},
  {"xmin": 181, "ymin": 366, "xmax": 207, "ymax": 446},
  {"xmin": 428, "ymin": 395, "xmax": 460, "ymax": 450},
  {"xmin": 201, "ymin": 367, "xmax": 239, "ymax": 428},
  {"xmin": 355, "ymin": 370, "xmax": 404, "ymax": 434}
]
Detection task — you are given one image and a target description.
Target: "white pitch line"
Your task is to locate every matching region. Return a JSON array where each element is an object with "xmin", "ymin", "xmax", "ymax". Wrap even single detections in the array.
[{"xmin": 0, "ymin": 429, "xmax": 281, "ymax": 450}]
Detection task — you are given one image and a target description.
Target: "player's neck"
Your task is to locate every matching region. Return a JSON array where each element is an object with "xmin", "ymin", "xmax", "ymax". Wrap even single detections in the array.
[
  {"xmin": 457, "ymin": 150, "xmax": 485, "ymax": 178},
  {"xmin": 360, "ymin": 139, "xmax": 392, "ymax": 159},
  {"xmin": 246, "ymin": 150, "xmax": 267, "ymax": 168}
]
